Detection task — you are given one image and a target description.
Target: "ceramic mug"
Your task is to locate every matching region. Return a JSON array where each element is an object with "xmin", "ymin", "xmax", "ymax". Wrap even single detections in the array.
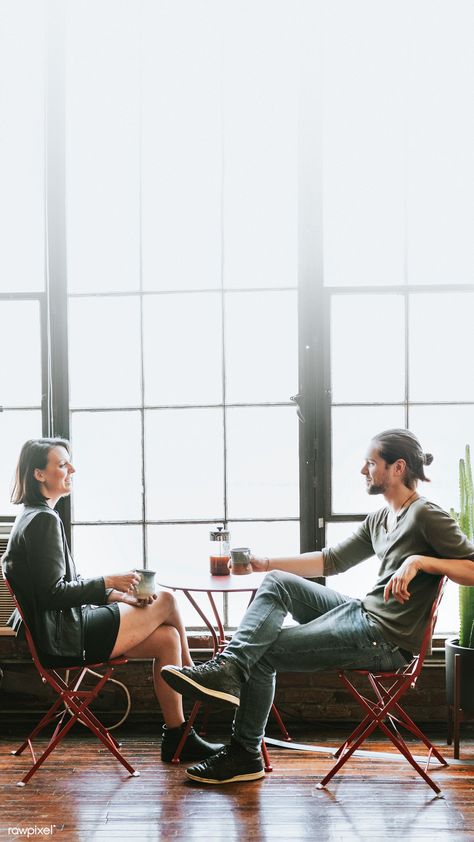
[
  {"xmin": 229, "ymin": 548, "xmax": 252, "ymax": 575},
  {"xmin": 133, "ymin": 569, "xmax": 156, "ymax": 598}
]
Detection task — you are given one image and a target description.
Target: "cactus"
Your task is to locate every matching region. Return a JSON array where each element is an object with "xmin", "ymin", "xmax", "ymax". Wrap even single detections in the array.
[{"xmin": 451, "ymin": 445, "xmax": 474, "ymax": 648}]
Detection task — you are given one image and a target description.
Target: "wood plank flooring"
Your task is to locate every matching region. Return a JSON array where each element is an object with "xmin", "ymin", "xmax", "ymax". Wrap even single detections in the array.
[{"xmin": 1, "ymin": 726, "xmax": 473, "ymax": 841}]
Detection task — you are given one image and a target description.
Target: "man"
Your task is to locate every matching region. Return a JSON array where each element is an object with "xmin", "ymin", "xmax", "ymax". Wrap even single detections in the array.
[{"xmin": 162, "ymin": 429, "xmax": 474, "ymax": 784}]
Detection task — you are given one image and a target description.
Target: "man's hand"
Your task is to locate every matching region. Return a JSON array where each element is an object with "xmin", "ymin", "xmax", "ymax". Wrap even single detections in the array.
[
  {"xmin": 104, "ymin": 572, "xmax": 141, "ymax": 593},
  {"xmin": 250, "ymin": 555, "xmax": 269, "ymax": 572},
  {"xmin": 384, "ymin": 556, "xmax": 422, "ymax": 603}
]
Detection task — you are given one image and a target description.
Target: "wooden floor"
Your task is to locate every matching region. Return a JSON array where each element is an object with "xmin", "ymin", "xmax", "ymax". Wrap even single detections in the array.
[{"xmin": 1, "ymin": 725, "xmax": 474, "ymax": 841}]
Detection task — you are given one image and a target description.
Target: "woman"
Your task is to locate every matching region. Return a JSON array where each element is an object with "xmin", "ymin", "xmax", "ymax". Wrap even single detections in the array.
[{"xmin": 2, "ymin": 438, "xmax": 223, "ymax": 763}]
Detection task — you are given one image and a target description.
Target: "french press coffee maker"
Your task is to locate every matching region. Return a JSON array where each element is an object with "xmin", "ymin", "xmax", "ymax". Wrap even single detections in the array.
[{"xmin": 209, "ymin": 526, "xmax": 230, "ymax": 576}]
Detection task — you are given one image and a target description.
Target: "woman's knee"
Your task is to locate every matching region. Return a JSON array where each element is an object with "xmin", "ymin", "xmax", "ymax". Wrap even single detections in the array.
[
  {"xmin": 153, "ymin": 589, "xmax": 177, "ymax": 615},
  {"xmin": 154, "ymin": 623, "xmax": 180, "ymax": 653}
]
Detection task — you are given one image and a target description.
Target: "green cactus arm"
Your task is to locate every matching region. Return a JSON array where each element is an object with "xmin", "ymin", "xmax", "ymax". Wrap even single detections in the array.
[
  {"xmin": 467, "ymin": 445, "xmax": 474, "ymax": 542},
  {"xmin": 456, "ymin": 447, "xmax": 474, "ymax": 647}
]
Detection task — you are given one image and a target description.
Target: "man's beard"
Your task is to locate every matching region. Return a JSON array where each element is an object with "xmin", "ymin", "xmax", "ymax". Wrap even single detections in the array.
[{"xmin": 366, "ymin": 482, "xmax": 386, "ymax": 495}]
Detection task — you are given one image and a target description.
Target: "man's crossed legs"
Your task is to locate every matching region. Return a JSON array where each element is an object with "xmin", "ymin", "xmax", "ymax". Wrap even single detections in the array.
[{"xmin": 162, "ymin": 571, "xmax": 406, "ymax": 784}]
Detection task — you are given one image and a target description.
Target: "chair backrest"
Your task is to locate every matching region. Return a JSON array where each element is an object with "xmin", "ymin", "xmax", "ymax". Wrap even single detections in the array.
[
  {"xmin": 409, "ymin": 575, "xmax": 447, "ymax": 683},
  {"xmin": 2, "ymin": 574, "xmax": 49, "ymax": 676}
]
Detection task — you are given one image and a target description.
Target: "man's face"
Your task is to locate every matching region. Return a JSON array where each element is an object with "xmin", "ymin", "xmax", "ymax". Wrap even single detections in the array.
[{"xmin": 360, "ymin": 443, "xmax": 391, "ymax": 495}]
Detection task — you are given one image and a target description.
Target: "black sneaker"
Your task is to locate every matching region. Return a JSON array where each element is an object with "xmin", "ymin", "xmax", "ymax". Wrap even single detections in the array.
[
  {"xmin": 186, "ymin": 741, "xmax": 264, "ymax": 785},
  {"xmin": 161, "ymin": 655, "xmax": 243, "ymax": 707},
  {"xmin": 161, "ymin": 723, "xmax": 225, "ymax": 763}
]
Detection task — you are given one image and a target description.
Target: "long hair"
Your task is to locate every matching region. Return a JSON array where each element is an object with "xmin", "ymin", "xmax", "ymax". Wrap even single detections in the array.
[
  {"xmin": 372, "ymin": 428, "xmax": 433, "ymax": 489},
  {"xmin": 11, "ymin": 438, "xmax": 71, "ymax": 506}
]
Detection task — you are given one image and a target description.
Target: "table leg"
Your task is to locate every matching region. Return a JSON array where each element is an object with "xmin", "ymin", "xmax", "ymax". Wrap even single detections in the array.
[
  {"xmin": 171, "ymin": 701, "xmax": 201, "ymax": 765},
  {"xmin": 184, "ymin": 590, "xmax": 219, "ymax": 654}
]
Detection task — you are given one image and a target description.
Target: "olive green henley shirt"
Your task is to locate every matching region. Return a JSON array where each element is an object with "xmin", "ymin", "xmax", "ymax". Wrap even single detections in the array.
[{"xmin": 322, "ymin": 497, "xmax": 474, "ymax": 654}]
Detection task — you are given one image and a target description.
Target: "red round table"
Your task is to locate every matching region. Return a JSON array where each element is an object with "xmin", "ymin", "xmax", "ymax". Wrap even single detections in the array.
[{"xmin": 156, "ymin": 570, "xmax": 267, "ymax": 655}]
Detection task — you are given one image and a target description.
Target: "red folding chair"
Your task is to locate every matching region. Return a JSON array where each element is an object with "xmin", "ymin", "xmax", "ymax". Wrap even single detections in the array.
[
  {"xmin": 4, "ymin": 577, "xmax": 139, "ymax": 786},
  {"xmin": 317, "ymin": 577, "xmax": 448, "ymax": 795}
]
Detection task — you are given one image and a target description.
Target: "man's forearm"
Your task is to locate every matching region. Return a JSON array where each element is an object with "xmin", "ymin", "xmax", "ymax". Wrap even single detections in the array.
[
  {"xmin": 413, "ymin": 555, "xmax": 474, "ymax": 586},
  {"xmin": 267, "ymin": 551, "xmax": 324, "ymax": 578}
]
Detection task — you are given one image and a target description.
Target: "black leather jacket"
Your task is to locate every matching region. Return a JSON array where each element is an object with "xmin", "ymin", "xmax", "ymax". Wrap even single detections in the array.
[{"xmin": 2, "ymin": 504, "xmax": 110, "ymax": 664}]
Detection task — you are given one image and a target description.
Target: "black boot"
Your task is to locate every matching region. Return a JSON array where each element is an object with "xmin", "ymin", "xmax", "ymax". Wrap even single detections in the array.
[
  {"xmin": 161, "ymin": 655, "xmax": 244, "ymax": 707},
  {"xmin": 161, "ymin": 722, "xmax": 225, "ymax": 763},
  {"xmin": 186, "ymin": 737, "xmax": 264, "ymax": 784}
]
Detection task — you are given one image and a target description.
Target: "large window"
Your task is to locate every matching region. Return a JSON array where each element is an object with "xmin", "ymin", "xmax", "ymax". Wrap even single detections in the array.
[
  {"xmin": 322, "ymin": 0, "xmax": 474, "ymax": 632},
  {"xmin": 65, "ymin": 1, "xmax": 300, "ymax": 624},
  {"xmin": 0, "ymin": 1, "xmax": 46, "ymax": 519},
  {"xmin": 2, "ymin": 0, "xmax": 474, "ymax": 634}
]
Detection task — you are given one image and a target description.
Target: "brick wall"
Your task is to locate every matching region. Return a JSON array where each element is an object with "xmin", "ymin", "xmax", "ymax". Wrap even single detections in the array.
[{"xmin": 0, "ymin": 636, "xmax": 450, "ymax": 727}]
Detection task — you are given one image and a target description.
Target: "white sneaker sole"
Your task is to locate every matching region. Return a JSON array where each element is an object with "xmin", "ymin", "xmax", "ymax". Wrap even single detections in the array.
[
  {"xmin": 161, "ymin": 666, "xmax": 240, "ymax": 707},
  {"xmin": 185, "ymin": 769, "xmax": 265, "ymax": 784}
]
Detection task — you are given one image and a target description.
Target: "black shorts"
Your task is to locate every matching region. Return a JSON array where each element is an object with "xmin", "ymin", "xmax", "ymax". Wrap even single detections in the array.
[
  {"xmin": 37, "ymin": 603, "xmax": 120, "ymax": 668},
  {"xmin": 83, "ymin": 603, "xmax": 121, "ymax": 664}
]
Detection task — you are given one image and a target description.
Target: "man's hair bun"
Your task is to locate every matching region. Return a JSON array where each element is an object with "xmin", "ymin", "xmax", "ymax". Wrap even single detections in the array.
[{"xmin": 424, "ymin": 452, "xmax": 434, "ymax": 466}]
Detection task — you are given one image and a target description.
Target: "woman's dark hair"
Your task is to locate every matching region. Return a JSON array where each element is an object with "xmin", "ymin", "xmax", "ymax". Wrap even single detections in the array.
[
  {"xmin": 372, "ymin": 428, "xmax": 433, "ymax": 489},
  {"xmin": 11, "ymin": 438, "xmax": 71, "ymax": 506}
]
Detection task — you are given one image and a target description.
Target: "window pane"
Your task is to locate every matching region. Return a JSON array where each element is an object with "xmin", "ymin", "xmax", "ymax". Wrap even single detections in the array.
[
  {"xmin": 227, "ymin": 520, "xmax": 300, "ymax": 625},
  {"xmin": 331, "ymin": 295, "xmax": 405, "ymax": 403},
  {"xmin": 147, "ymin": 524, "xmax": 222, "ymax": 627},
  {"xmin": 326, "ymin": 521, "xmax": 377, "ymax": 600},
  {"xmin": 71, "ymin": 411, "xmax": 142, "ymax": 521},
  {"xmin": 0, "ymin": 411, "xmax": 42, "ymax": 516},
  {"xmin": 226, "ymin": 407, "xmax": 299, "ymax": 519},
  {"xmin": 72, "ymin": 525, "xmax": 143, "ymax": 579},
  {"xmin": 225, "ymin": 291, "xmax": 298, "ymax": 403},
  {"xmin": 142, "ymin": 1, "xmax": 221, "ymax": 291},
  {"xmin": 436, "ymin": 580, "xmax": 459, "ymax": 636},
  {"xmin": 0, "ymin": 301, "xmax": 42, "ymax": 406},
  {"xmin": 223, "ymin": 1, "xmax": 297, "ymax": 289},
  {"xmin": 143, "ymin": 293, "xmax": 222, "ymax": 406},
  {"xmin": 409, "ymin": 293, "xmax": 474, "ymax": 402},
  {"xmin": 145, "ymin": 409, "xmax": 224, "ymax": 521},
  {"xmin": 409, "ymin": 405, "xmax": 474, "ymax": 515},
  {"xmin": 0, "ymin": 1, "xmax": 45, "ymax": 293},
  {"xmin": 406, "ymin": 3, "xmax": 474, "ymax": 284},
  {"xmin": 69, "ymin": 297, "xmax": 141, "ymax": 408},
  {"xmin": 323, "ymin": 1, "xmax": 404, "ymax": 286},
  {"xmin": 331, "ymin": 406, "xmax": 405, "ymax": 514},
  {"xmin": 66, "ymin": 1, "xmax": 140, "ymax": 293}
]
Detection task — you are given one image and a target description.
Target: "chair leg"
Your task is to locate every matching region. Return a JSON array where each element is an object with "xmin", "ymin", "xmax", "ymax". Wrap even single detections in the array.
[
  {"xmin": 376, "ymin": 717, "xmax": 442, "ymax": 795},
  {"xmin": 390, "ymin": 702, "xmax": 448, "ymax": 766},
  {"xmin": 270, "ymin": 703, "xmax": 291, "ymax": 742},
  {"xmin": 14, "ymin": 682, "xmax": 138, "ymax": 785},
  {"xmin": 11, "ymin": 696, "xmax": 66, "ymax": 756},
  {"xmin": 318, "ymin": 717, "xmax": 380, "ymax": 789},
  {"xmin": 261, "ymin": 739, "xmax": 273, "ymax": 772},
  {"xmin": 318, "ymin": 671, "xmax": 445, "ymax": 795},
  {"xmin": 55, "ymin": 692, "xmax": 138, "ymax": 778}
]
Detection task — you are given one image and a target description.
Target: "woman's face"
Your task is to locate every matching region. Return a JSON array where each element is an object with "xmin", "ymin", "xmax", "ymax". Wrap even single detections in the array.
[{"xmin": 34, "ymin": 445, "xmax": 75, "ymax": 503}]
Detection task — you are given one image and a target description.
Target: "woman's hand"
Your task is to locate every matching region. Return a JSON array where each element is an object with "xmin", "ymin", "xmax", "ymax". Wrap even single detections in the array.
[
  {"xmin": 107, "ymin": 589, "xmax": 157, "ymax": 607},
  {"xmin": 121, "ymin": 592, "xmax": 157, "ymax": 608},
  {"xmin": 384, "ymin": 556, "xmax": 422, "ymax": 604},
  {"xmin": 104, "ymin": 572, "xmax": 141, "ymax": 593},
  {"xmin": 250, "ymin": 555, "xmax": 270, "ymax": 572}
]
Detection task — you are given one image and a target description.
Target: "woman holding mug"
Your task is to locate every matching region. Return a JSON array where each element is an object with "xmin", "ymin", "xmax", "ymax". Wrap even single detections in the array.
[{"xmin": 2, "ymin": 438, "xmax": 223, "ymax": 763}]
